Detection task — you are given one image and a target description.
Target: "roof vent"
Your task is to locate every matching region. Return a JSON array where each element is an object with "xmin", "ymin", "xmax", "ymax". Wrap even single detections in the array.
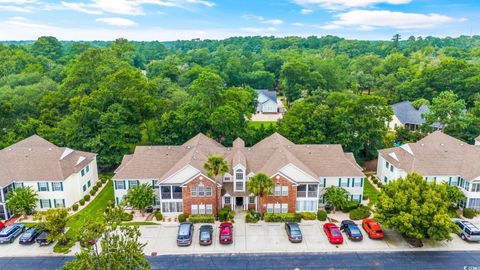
[
  {"xmin": 187, "ymin": 146, "xmax": 191, "ymax": 149},
  {"xmin": 306, "ymin": 145, "xmax": 310, "ymax": 148},
  {"xmin": 28, "ymin": 148, "xmax": 32, "ymax": 151},
  {"xmin": 460, "ymin": 143, "xmax": 464, "ymax": 146},
  {"xmin": 48, "ymin": 148, "xmax": 52, "ymax": 151},
  {"xmin": 148, "ymin": 146, "xmax": 152, "ymax": 149},
  {"xmin": 60, "ymin": 148, "xmax": 74, "ymax": 160},
  {"xmin": 421, "ymin": 143, "xmax": 425, "ymax": 146},
  {"xmin": 440, "ymin": 143, "xmax": 445, "ymax": 146},
  {"xmin": 76, "ymin": 156, "xmax": 86, "ymax": 166},
  {"xmin": 168, "ymin": 146, "xmax": 171, "ymax": 149}
]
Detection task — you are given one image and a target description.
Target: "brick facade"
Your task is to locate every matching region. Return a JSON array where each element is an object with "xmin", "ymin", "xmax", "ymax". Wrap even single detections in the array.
[
  {"xmin": 182, "ymin": 176, "xmax": 221, "ymax": 216},
  {"xmin": 261, "ymin": 175, "xmax": 297, "ymax": 213}
]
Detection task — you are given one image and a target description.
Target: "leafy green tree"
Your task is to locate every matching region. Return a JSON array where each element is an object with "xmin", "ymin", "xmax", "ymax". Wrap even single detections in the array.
[
  {"xmin": 31, "ymin": 36, "xmax": 63, "ymax": 60},
  {"xmin": 208, "ymin": 105, "xmax": 244, "ymax": 144},
  {"xmin": 375, "ymin": 173, "xmax": 458, "ymax": 241},
  {"xmin": 204, "ymin": 155, "xmax": 230, "ymax": 180},
  {"xmin": 124, "ymin": 183, "xmax": 155, "ymax": 215},
  {"xmin": 63, "ymin": 206, "xmax": 149, "ymax": 270},
  {"xmin": 34, "ymin": 208, "xmax": 68, "ymax": 244},
  {"xmin": 6, "ymin": 187, "xmax": 38, "ymax": 217},
  {"xmin": 425, "ymin": 90, "xmax": 467, "ymax": 135},
  {"xmin": 323, "ymin": 186, "xmax": 349, "ymax": 213},
  {"xmin": 246, "ymin": 173, "xmax": 275, "ymax": 216},
  {"xmin": 411, "ymin": 98, "xmax": 430, "ymax": 110},
  {"xmin": 446, "ymin": 185, "xmax": 466, "ymax": 208}
]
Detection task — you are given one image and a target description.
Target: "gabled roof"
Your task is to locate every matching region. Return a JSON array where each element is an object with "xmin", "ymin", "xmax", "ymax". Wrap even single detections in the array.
[
  {"xmin": 256, "ymin": 89, "xmax": 277, "ymax": 104},
  {"xmin": 379, "ymin": 131, "xmax": 480, "ymax": 179},
  {"xmin": 114, "ymin": 132, "xmax": 365, "ymax": 185},
  {"xmin": 392, "ymin": 101, "xmax": 429, "ymax": 125},
  {"xmin": 0, "ymin": 135, "xmax": 96, "ymax": 186}
]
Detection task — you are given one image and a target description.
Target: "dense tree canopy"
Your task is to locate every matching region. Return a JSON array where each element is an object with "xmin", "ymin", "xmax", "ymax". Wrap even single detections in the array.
[{"xmin": 1, "ymin": 35, "xmax": 480, "ymax": 170}]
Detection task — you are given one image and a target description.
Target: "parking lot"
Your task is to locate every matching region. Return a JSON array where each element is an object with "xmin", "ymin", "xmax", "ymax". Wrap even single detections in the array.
[{"xmin": 140, "ymin": 217, "xmax": 480, "ymax": 255}]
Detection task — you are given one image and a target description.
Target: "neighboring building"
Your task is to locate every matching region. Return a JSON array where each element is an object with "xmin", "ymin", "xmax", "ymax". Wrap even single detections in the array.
[
  {"xmin": 256, "ymin": 89, "xmax": 279, "ymax": 114},
  {"xmin": 113, "ymin": 133, "xmax": 365, "ymax": 216},
  {"xmin": 388, "ymin": 101, "xmax": 430, "ymax": 131},
  {"xmin": 377, "ymin": 131, "xmax": 480, "ymax": 210},
  {"xmin": 0, "ymin": 135, "xmax": 99, "ymax": 219}
]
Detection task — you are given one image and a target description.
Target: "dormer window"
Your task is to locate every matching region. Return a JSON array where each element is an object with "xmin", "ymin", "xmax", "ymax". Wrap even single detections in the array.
[
  {"xmin": 235, "ymin": 169, "xmax": 244, "ymax": 180},
  {"xmin": 235, "ymin": 169, "xmax": 244, "ymax": 191}
]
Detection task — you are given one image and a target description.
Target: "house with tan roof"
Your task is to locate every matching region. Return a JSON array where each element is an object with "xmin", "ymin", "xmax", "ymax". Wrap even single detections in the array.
[
  {"xmin": 0, "ymin": 135, "xmax": 99, "ymax": 219},
  {"xmin": 113, "ymin": 133, "xmax": 365, "ymax": 216},
  {"xmin": 377, "ymin": 131, "xmax": 480, "ymax": 210}
]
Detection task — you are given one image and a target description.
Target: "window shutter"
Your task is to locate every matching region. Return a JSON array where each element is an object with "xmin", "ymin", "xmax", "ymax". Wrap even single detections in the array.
[
  {"xmin": 46, "ymin": 183, "xmax": 49, "ymax": 192},
  {"xmin": 351, "ymin": 178, "xmax": 355, "ymax": 187},
  {"xmin": 54, "ymin": 199, "xmax": 57, "ymax": 208},
  {"xmin": 448, "ymin": 177, "xmax": 452, "ymax": 186},
  {"xmin": 60, "ymin": 182, "xmax": 64, "ymax": 191},
  {"xmin": 128, "ymin": 180, "xmax": 131, "ymax": 189},
  {"xmin": 123, "ymin": 180, "xmax": 126, "ymax": 190},
  {"xmin": 48, "ymin": 199, "xmax": 52, "ymax": 208},
  {"xmin": 114, "ymin": 180, "xmax": 117, "ymax": 190},
  {"xmin": 323, "ymin": 178, "xmax": 326, "ymax": 187},
  {"xmin": 37, "ymin": 182, "xmax": 40, "ymax": 191},
  {"xmin": 359, "ymin": 195, "xmax": 362, "ymax": 201},
  {"xmin": 151, "ymin": 180, "xmax": 155, "ymax": 188},
  {"xmin": 137, "ymin": 180, "xmax": 140, "ymax": 186},
  {"xmin": 347, "ymin": 178, "xmax": 350, "ymax": 187},
  {"xmin": 360, "ymin": 178, "xmax": 364, "ymax": 187},
  {"xmin": 39, "ymin": 200, "xmax": 43, "ymax": 208},
  {"xmin": 338, "ymin": 178, "xmax": 341, "ymax": 187},
  {"xmin": 62, "ymin": 199, "xmax": 65, "ymax": 207}
]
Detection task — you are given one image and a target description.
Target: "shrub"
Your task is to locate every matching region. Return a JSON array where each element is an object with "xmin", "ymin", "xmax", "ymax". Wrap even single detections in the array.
[
  {"xmin": 101, "ymin": 177, "xmax": 108, "ymax": 184},
  {"xmin": 178, "ymin": 214, "xmax": 187, "ymax": 222},
  {"xmin": 84, "ymin": 195, "xmax": 91, "ymax": 202},
  {"xmin": 299, "ymin": 212, "xmax": 316, "ymax": 220},
  {"xmin": 264, "ymin": 213, "xmax": 301, "ymax": 222},
  {"xmin": 72, "ymin": 204, "xmax": 79, "ymax": 211},
  {"xmin": 155, "ymin": 212, "xmax": 163, "ymax": 221},
  {"xmin": 218, "ymin": 207, "xmax": 232, "ymax": 222},
  {"xmin": 96, "ymin": 182, "xmax": 102, "ymax": 188},
  {"xmin": 363, "ymin": 195, "xmax": 369, "ymax": 201},
  {"xmin": 228, "ymin": 210, "xmax": 235, "ymax": 221},
  {"xmin": 89, "ymin": 189, "xmax": 96, "ymax": 196},
  {"xmin": 93, "ymin": 186, "xmax": 99, "ymax": 192},
  {"xmin": 341, "ymin": 201, "xmax": 360, "ymax": 213},
  {"xmin": 121, "ymin": 212, "xmax": 133, "ymax": 221},
  {"xmin": 349, "ymin": 206, "xmax": 371, "ymax": 220},
  {"xmin": 79, "ymin": 199, "xmax": 85, "ymax": 206},
  {"xmin": 317, "ymin": 210, "xmax": 327, "ymax": 221},
  {"xmin": 463, "ymin": 208, "xmax": 477, "ymax": 219},
  {"xmin": 188, "ymin": 214, "xmax": 215, "ymax": 223},
  {"xmin": 245, "ymin": 210, "xmax": 260, "ymax": 223}
]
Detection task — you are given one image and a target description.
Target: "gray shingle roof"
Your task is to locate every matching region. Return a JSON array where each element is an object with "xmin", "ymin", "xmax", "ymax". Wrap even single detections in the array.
[
  {"xmin": 392, "ymin": 101, "xmax": 429, "ymax": 125},
  {"xmin": 256, "ymin": 89, "xmax": 277, "ymax": 104}
]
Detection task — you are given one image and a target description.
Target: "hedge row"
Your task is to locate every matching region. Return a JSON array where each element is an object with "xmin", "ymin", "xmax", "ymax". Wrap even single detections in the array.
[
  {"xmin": 264, "ymin": 213, "xmax": 301, "ymax": 222},
  {"xmin": 349, "ymin": 205, "xmax": 371, "ymax": 220},
  {"xmin": 299, "ymin": 212, "xmax": 316, "ymax": 220},
  {"xmin": 188, "ymin": 214, "xmax": 215, "ymax": 223},
  {"xmin": 245, "ymin": 210, "xmax": 260, "ymax": 223}
]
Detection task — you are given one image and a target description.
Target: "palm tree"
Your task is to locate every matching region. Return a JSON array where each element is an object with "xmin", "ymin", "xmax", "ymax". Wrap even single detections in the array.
[
  {"xmin": 203, "ymin": 155, "xmax": 230, "ymax": 215},
  {"xmin": 6, "ymin": 186, "xmax": 38, "ymax": 218},
  {"xmin": 323, "ymin": 186, "xmax": 349, "ymax": 213},
  {"xmin": 203, "ymin": 155, "xmax": 230, "ymax": 180},
  {"xmin": 246, "ymin": 173, "xmax": 274, "ymax": 216}
]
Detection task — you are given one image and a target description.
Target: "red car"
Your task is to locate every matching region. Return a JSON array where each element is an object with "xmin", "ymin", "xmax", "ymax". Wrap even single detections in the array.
[
  {"xmin": 219, "ymin": 222, "xmax": 233, "ymax": 244},
  {"xmin": 323, "ymin": 223, "xmax": 343, "ymax": 244},
  {"xmin": 362, "ymin": 218, "xmax": 384, "ymax": 239},
  {"xmin": 0, "ymin": 222, "xmax": 4, "ymax": 231}
]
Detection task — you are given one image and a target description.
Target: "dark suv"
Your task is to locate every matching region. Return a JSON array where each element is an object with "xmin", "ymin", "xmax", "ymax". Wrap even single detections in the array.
[
  {"xmin": 0, "ymin": 224, "xmax": 25, "ymax": 244},
  {"xmin": 177, "ymin": 222, "xmax": 194, "ymax": 246}
]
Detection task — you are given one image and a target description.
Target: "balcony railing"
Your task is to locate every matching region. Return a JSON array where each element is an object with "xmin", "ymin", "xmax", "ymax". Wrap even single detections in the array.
[{"xmin": 297, "ymin": 191, "xmax": 317, "ymax": 198}]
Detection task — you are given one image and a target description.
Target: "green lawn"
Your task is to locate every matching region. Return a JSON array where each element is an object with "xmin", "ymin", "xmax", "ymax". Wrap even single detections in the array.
[
  {"xmin": 363, "ymin": 177, "xmax": 380, "ymax": 207},
  {"xmin": 248, "ymin": 121, "xmax": 277, "ymax": 128},
  {"xmin": 54, "ymin": 179, "xmax": 114, "ymax": 253}
]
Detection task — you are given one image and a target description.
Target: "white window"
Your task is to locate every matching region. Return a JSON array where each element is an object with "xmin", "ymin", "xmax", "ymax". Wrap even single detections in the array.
[
  {"xmin": 282, "ymin": 186, "xmax": 288, "ymax": 196},
  {"xmin": 161, "ymin": 202, "xmax": 183, "ymax": 213},
  {"xmin": 39, "ymin": 199, "xmax": 50, "ymax": 209},
  {"xmin": 54, "ymin": 199, "xmax": 65, "ymax": 208},
  {"xmin": 385, "ymin": 161, "xmax": 389, "ymax": 168},
  {"xmin": 115, "ymin": 180, "xmax": 126, "ymax": 190},
  {"xmin": 471, "ymin": 183, "xmax": 480, "ymax": 192},
  {"xmin": 191, "ymin": 186, "xmax": 197, "ymax": 197},
  {"xmin": 38, "ymin": 182, "xmax": 49, "ymax": 192},
  {"xmin": 249, "ymin": 196, "xmax": 255, "ymax": 204},
  {"xmin": 351, "ymin": 195, "xmax": 361, "ymax": 202},
  {"xmin": 191, "ymin": 205, "xmax": 198, "ymax": 215},
  {"xmin": 13, "ymin": 182, "xmax": 24, "ymax": 189},
  {"xmin": 128, "ymin": 180, "xmax": 139, "ymax": 189},
  {"xmin": 223, "ymin": 175, "xmax": 231, "ymax": 182},
  {"xmin": 450, "ymin": 177, "xmax": 458, "ymax": 186},
  {"xmin": 86, "ymin": 165, "xmax": 89, "ymax": 173},
  {"xmin": 51, "ymin": 182, "xmax": 63, "ymax": 191},
  {"xmin": 296, "ymin": 200, "xmax": 316, "ymax": 212},
  {"xmin": 353, "ymin": 178, "xmax": 362, "ymax": 187},
  {"xmin": 205, "ymin": 186, "xmax": 212, "ymax": 196},
  {"xmin": 281, "ymin": 203, "xmax": 288, "ymax": 213},
  {"xmin": 274, "ymin": 203, "xmax": 280, "ymax": 213},
  {"xmin": 198, "ymin": 184, "xmax": 205, "ymax": 196},
  {"xmin": 224, "ymin": 196, "xmax": 231, "ymax": 204},
  {"xmin": 199, "ymin": 204, "xmax": 205, "ymax": 214},
  {"xmin": 390, "ymin": 165, "xmax": 394, "ymax": 172},
  {"xmin": 339, "ymin": 178, "xmax": 348, "ymax": 187},
  {"xmin": 235, "ymin": 169, "xmax": 244, "ymax": 180},
  {"xmin": 81, "ymin": 169, "xmax": 85, "ymax": 177},
  {"xmin": 267, "ymin": 204, "xmax": 274, "ymax": 213},
  {"xmin": 274, "ymin": 184, "xmax": 281, "ymax": 196},
  {"xmin": 206, "ymin": 204, "xmax": 212, "ymax": 214}
]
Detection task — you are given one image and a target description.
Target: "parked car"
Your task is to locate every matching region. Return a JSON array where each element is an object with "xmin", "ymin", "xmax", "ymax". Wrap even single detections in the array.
[
  {"xmin": 199, "ymin": 225, "xmax": 213, "ymax": 246},
  {"xmin": 452, "ymin": 218, "xmax": 480, "ymax": 242},
  {"xmin": 362, "ymin": 218, "xmax": 384, "ymax": 239},
  {"xmin": 36, "ymin": 231, "xmax": 52, "ymax": 246},
  {"xmin": 19, "ymin": 227, "xmax": 40, "ymax": 245},
  {"xmin": 340, "ymin": 220, "xmax": 363, "ymax": 241},
  {"xmin": 177, "ymin": 222, "xmax": 194, "ymax": 246},
  {"xmin": 285, "ymin": 222, "xmax": 303, "ymax": 243},
  {"xmin": 0, "ymin": 223, "xmax": 25, "ymax": 244},
  {"xmin": 324, "ymin": 202, "xmax": 333, "ymax": 212},
  {"xmin": 0, "ymin": 221, "xmax": 5, "ymax": 232},
  {"xmin": 323, "ymin": 223, "xmax": 343, "ymax": 244},
  {"xmin": 219, "ymin": 222, "xmax": 233, "ymax": 244}
]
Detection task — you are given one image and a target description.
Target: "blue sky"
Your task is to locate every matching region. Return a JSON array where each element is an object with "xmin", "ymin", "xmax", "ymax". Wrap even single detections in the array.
[{"xmin": 0, "ymin": 0, "xmax": 478, "ymax": 41}]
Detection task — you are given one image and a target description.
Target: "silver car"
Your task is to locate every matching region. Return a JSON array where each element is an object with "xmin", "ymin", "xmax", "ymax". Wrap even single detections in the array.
[{"xmin": 452, "ymin": 218, "xmax": 480, "ymax": 242}]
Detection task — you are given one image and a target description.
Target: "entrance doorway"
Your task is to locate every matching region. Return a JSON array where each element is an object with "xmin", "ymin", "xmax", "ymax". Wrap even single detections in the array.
[{"xmin": 235, "ymin": 197, "xmax": 243, "ymax": 207}]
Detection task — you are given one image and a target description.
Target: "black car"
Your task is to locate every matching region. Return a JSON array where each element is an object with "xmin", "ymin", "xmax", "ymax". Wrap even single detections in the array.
[
  {"xmin": 36, "ymin": 231, "xmax": 52, "ymax": 246},
  {"xmin": 285, "ymin": 222, "xmax": 303, "ymax": 243},
  {"xmin": 199, "ymin": 225, "xmax": 213, "ymax": 246},
  {"xmin": 177, "ymin": 222, "xmax": 194, "ymax": 246},
  {"xmin": 340, "ymin": 220, "xmax": 363, "ymax": 241},
  {"xmin": 19, "ymin": 227, "xmax": 40, "ymax": 244}
]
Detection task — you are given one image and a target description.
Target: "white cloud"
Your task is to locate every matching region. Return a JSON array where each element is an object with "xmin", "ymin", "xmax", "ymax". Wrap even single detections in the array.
[
  {"xmin": 5, "ymin": 16, "xmax": 48, "ymax": 28},
  {"xmin": 321, "ymin": 10, "xmax": 454, "ymax": 30},
  {"xmin": 0, "ymin": 0, "xmax": 37, "ymax": 3},
  {"xmin": 96, "ymin": 17, "xmax": 137, "ymax": 27},
  {"xmin": 60, "ymin": 0, "xmax": 215, "ymax": 16},
  {"xmin": 300, "ymin": 8, "xmax": 313, "ymax": 14},
  {"xmin": 0, "ymin": 5, "xmax": 34, "ymax": 12},
  {"xmin": 262, "ymin": 19, "xmax": 283, "ymax": 25},
  {"xmin": 292, "ymin": 0, "xmax": 411, "ymax": 10},
  {"xmin": 292, "ymin": 22, "xmax": 304, "ymax": 26}
]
